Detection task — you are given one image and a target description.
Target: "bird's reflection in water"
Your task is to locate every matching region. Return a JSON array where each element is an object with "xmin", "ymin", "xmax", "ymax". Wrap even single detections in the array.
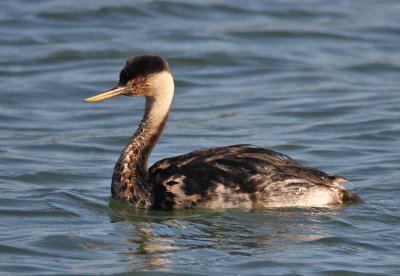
[
  {"xmin": 109, "ymin": 200, "xmax": 342, "ymax": 271},
  {"xmin": 122, "ymin": 226, "xmax": 177, "ymax": 271},
  {"xmin": 109, "ymin": 200, "xmax": 206, "ymax": 271}
]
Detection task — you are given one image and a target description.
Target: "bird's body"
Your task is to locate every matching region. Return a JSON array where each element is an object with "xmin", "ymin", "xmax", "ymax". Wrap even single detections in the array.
[
  {"xmin": 148, "ymin": 144, "xmax": 358, "ymax": 209},
  {"xmin": 86, "ymin": 54, "xmax": 362, "ymax": 210}
]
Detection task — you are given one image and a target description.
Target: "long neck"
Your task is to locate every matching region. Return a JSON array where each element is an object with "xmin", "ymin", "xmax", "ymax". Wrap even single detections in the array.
[
  {"xmin": 112, "ymin": 73, "xmax": 174, "ymax": 206},
  {"xmin": 126, "ymin": 95, "xmax": 172, "ymax": 178}
]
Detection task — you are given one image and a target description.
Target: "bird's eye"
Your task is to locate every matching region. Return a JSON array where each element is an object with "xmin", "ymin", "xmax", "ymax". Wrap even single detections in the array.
[{"xmin": 133, "ymin": 79, "xmax": 139, "ymax": 84}]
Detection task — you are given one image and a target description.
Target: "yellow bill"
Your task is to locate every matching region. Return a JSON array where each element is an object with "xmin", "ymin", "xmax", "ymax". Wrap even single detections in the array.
[{"xmin": 85, "ymin": 86, "xmax": 126, "ymax": 102}]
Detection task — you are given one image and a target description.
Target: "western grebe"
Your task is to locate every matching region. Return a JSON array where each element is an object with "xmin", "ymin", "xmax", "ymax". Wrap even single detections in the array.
[{"xmin": 86, "ymin": 54, "xmax": 362, "ymax": 210}]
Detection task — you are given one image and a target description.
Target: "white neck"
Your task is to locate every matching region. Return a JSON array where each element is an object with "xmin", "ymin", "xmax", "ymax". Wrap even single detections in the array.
[{"xmin": 143, "ymin": 71, "xmax": 175, "ymax": 131}]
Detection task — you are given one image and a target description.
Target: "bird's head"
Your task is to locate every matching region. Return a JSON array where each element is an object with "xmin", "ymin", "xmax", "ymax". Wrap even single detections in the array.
[{"xmin": 85, "ymin": 54, "xmax": 172, "ymax": 102}]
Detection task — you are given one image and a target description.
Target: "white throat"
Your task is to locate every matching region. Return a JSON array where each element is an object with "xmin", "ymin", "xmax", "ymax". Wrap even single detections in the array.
[{"xmin": 144, "ymin": 71, "xmax": 175, "ymax": 128}]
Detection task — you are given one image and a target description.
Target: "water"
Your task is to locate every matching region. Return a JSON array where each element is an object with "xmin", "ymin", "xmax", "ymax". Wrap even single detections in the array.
[{"xmin": 1, "ymin": 0, "xmax": 400, "ymax": 274}]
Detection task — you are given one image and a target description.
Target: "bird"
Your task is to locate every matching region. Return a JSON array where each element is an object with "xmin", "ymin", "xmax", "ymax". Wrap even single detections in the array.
[{"xmin": 86, "ymin": 54, "xmax": 363, "ymax": 210}]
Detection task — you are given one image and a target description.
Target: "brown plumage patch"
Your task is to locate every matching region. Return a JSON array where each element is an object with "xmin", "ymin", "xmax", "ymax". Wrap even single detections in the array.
[{"xmin": 147, "ymin": 144, "xmax": 360, "ymax": 209}]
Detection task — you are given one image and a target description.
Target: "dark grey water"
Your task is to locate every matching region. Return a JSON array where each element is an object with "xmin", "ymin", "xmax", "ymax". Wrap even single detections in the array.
[{"xmin": 1, "ymin": 0, "xmax": 400, "ymax": 275}]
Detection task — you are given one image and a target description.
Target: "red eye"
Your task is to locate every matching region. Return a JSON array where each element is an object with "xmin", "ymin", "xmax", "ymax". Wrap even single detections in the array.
[{"xmin": 133, "ymin": 79, "xmax": 139, "ymax": 83}]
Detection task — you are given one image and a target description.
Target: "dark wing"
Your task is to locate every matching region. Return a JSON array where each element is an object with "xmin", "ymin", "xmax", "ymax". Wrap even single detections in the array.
[{"xmin": 148, "ymin": 144, "xmax": 341, "ymax": 209}]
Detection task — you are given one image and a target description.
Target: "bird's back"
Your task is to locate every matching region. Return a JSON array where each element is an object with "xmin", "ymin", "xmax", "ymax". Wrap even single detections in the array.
[{"xmin": 148, "ymin": 144, "xmax": 361, "ymax": 210}]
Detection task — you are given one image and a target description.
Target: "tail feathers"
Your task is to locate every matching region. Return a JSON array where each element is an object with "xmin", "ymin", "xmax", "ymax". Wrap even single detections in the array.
[{"xmin": 340, "ymin": 190, "xmax": 364, "ymax": 204}]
